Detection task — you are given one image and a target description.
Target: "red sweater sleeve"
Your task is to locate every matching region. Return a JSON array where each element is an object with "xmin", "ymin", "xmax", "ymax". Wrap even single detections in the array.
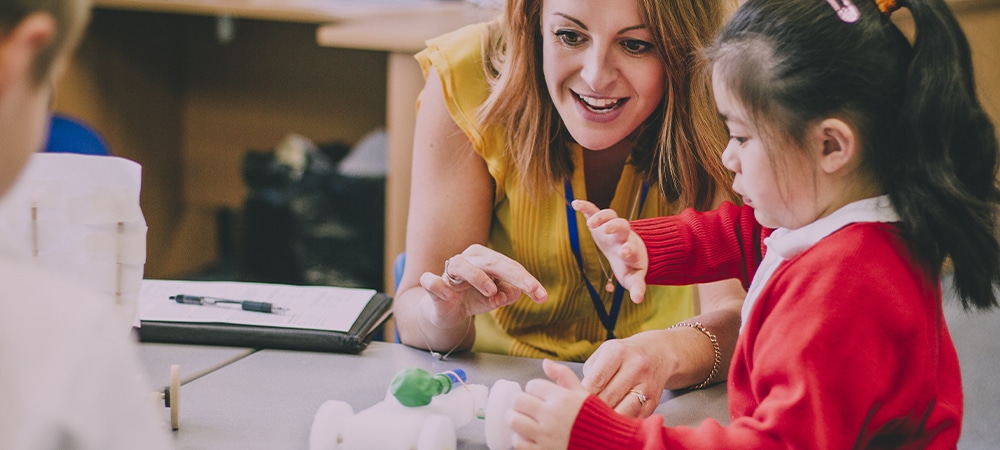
[
  {"xmin": 630, "ymin": 202, "xmax": 769, "ymax": 290},
  {"xmin": 569, "ymin": 395, "xmax": 759, "ymax": 450},
  {"xmin": 569, "ymin": 394, "xmax": 672, "ymax": 450}
]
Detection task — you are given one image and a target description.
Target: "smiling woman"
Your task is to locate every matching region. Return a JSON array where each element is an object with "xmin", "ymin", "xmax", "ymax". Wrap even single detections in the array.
[{"xmin": 393, "ymin": 0, "xmax": 746, "ymax": 418}]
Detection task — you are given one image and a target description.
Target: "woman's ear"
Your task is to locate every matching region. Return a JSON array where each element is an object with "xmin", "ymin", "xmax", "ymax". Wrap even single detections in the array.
[
  {"xmin": 0, "ymin": 13, "xmax": 57, "ymax": 91},
  {"xmin": 812, "ymin": 118, "xmax": 857, "ymax": 175}
]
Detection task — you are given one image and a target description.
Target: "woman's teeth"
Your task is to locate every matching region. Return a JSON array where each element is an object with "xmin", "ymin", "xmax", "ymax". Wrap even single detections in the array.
[{"xmin": 578, "ymin": 94, "xmax": 620, "ymax": 112}]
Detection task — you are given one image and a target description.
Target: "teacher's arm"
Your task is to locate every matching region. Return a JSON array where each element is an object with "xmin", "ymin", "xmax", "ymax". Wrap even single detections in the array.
[{"xmin": 394, "ymin": 66, "xmax": 545, "ymax": 354}]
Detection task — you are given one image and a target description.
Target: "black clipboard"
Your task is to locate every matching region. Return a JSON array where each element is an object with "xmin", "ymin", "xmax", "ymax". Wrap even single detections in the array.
[{"xmin": 137, "ymin": 292, "xmax": 392, "ymax": 354}]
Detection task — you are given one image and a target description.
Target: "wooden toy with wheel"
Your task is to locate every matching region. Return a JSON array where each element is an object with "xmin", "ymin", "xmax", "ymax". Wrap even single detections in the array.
[{"xmin": 151, "ymin": 364, "xmax": 180, "ymax": 430}]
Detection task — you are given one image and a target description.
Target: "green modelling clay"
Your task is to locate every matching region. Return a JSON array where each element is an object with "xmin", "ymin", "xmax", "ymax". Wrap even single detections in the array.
[{"xmin": 389, "ymin": 367, "xmax": 457, "ymax": 407}]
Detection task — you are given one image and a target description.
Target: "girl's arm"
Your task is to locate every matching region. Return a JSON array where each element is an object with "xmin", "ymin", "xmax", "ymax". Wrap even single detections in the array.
[{"xmin": 634, "ymin": 202, "xmax": 766, "ymax": 289}]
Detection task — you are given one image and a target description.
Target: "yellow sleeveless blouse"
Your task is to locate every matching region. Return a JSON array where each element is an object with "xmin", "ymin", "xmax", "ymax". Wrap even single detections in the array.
[{"xmin": 415, "ymin": 23, "xmax": 694, "ymax": 362}]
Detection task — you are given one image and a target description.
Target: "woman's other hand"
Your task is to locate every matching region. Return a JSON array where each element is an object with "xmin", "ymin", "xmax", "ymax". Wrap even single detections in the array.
[
  {"xmin": 579, "ymin": 330, "xmax": 673, "ymax": 418},
  {"xmin": 418, "ymin": 244, "xmax": 548, "ymax": 329},
  {"xmin": 581, "ymin": 288, "xmax": 743, "ymax": 417}
]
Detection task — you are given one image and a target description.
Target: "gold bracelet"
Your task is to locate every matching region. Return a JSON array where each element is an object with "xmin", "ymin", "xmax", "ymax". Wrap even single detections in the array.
[{"xmin": 669, "ymin": 321, "xmax": 721, "ymax": 390}]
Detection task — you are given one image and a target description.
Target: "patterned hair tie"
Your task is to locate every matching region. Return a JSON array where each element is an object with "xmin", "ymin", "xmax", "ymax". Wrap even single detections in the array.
[{"xmin": 875, "ymin": 0, "xmax": 901, "ymax": 14}]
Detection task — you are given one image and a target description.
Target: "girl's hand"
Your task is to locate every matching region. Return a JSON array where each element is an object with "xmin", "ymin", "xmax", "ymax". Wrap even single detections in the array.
[
  {"xmin": 418, "ymin": 244, "xmax": 547, "ymax": 329},
  {"xmin": 571, "ymin": 200, "xmax": 649, "ymax": 303},
  {"xmin": 508, "ymin": 359, "xmax": 589, "ymax": 449}
]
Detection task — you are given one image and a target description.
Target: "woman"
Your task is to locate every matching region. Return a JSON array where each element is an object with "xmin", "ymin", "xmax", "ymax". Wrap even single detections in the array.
[{"xmin": 395, "ymin": 0, "xmax": 744, "ymax": 416}]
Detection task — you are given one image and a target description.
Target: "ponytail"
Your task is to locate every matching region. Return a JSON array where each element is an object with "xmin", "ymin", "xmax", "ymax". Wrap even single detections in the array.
[{"xmin": 889, "ymin": 0, "xmax": 1000, "ymax": 310}]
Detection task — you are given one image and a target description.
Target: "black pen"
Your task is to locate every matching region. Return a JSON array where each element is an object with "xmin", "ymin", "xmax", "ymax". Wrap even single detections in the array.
[{"xmin": 170, "ymin": 294, "xmax": 290, "ymax": 314}]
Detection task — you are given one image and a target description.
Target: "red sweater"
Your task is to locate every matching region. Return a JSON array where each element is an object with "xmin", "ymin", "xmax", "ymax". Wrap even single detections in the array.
[{"xmin": 569, "ymin": 203, "xmax": 962, "ymax": 449}]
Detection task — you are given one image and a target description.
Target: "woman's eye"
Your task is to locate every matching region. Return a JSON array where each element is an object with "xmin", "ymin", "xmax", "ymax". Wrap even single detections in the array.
[
  {"xmin": 555, "ymin": 29, "xmax": 584, "ymax": 46},
  {"xmin": 731, "ymin": 136, "xmax": 748, "ymax": 145},
  {"xmin": 621, "ymin": 39, "xmax": 653, "ymax": 54}
]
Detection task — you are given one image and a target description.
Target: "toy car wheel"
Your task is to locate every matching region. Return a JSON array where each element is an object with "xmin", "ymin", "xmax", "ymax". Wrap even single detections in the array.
[
  {"xmin": 485, "ymin": 379, "xmax": 522, "ymax": 450},
  {"xmin": 309, "ymin": 400, "xmax": 354, "ymax": 450}
]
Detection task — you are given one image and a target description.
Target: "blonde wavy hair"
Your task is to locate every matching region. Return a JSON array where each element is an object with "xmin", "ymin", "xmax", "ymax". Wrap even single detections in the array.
[{"xmin": 477, "ymin": 0, "xmax": 736, "ymax": 211}]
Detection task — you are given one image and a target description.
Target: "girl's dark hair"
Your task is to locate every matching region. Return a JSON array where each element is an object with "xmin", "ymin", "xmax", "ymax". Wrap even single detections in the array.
[{"xmin": 708, "ymin": 0, "xmax": 999, "ymax": 311}]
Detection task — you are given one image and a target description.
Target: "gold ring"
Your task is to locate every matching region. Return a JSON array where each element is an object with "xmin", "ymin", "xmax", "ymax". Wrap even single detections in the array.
[
  {"xmin": 443, "ymin": 258, "xmax": 463, "ymax": 286},
  {"xmin": 629, "ymin": 389, "xmax": 647, "ymax": 407}
]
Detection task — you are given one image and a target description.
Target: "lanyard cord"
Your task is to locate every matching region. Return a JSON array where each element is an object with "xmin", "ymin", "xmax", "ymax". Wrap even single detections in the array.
[{"xmin": 564, "ymin": 178, "xmax": 649, "ymax": 340}]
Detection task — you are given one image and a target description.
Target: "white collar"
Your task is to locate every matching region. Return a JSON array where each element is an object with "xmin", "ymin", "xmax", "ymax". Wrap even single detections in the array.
[{"xmin": 764, "ymin": 195, "xmax": 899, "ymax": 260}]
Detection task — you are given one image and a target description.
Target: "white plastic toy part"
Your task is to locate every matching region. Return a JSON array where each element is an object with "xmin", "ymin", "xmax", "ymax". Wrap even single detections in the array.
[
  {"xmin": 309, "ymin": 379, "xmax": 524, "ymax": 450},
  {"xmin": 484, "ymin": 379, "xmax": 522, "ymax": 450}
]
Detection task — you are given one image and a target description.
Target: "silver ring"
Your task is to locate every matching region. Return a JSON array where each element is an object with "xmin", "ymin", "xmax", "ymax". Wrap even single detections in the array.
[
  {"xmin": 629, "ymin": 389, "xmax": 648, "ymax": 407},
  {"xmin": 443, "ymin": 258, "xmax": 464, "ymax": 286}
]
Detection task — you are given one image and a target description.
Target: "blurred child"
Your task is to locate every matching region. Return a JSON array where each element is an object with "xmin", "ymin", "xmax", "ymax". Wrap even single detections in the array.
[
  {"xmin": 508, "ymin": 0, "xmax": 1000, "ymax": 447},
  {"xmin": 0, "ymin": 1, "xmax": 174, "ymax": 448}
]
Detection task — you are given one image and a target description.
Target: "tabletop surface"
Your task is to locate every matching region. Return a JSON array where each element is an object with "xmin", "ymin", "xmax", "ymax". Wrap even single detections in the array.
[
  {"xmin": 137, "ymin": 295, "xmax": 1000, "ymax": 449},
  {"xmin": 139, "ymin": 341, "xmax": 728, "ymax": 449}
]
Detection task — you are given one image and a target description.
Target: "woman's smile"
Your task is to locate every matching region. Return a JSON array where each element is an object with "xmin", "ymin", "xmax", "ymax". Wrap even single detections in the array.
[{"xmin": 573, "ymin": 91, "xmax": 629, "ymax": 123}]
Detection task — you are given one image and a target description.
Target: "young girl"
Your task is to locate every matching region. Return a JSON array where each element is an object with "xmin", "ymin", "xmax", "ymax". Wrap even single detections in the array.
[{"xmin": 507, "ymin": 0, "xmax": 1000, "ymax": 447}]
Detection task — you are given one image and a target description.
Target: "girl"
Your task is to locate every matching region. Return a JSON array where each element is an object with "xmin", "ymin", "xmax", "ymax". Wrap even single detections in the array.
[{"xmin": 509, "ymin": 0, "xmax": 1000, "ymax": 447}]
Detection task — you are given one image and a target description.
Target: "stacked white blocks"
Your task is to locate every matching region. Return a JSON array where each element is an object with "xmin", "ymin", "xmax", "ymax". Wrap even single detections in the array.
[{"xmin": 0, "ymin": 153, "xmax": 147, "ymax": 329}]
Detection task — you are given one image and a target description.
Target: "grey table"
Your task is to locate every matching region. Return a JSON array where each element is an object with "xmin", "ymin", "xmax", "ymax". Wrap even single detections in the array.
[{"xmin": 139, "ymin": 341, "xmax": 728, "ymax": 449}]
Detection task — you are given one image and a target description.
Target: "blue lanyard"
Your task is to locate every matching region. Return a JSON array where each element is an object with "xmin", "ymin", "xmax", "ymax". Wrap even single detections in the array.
[{"xmin": 564, "ymin": 178, "xmax": 649, "ymax": 340}]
